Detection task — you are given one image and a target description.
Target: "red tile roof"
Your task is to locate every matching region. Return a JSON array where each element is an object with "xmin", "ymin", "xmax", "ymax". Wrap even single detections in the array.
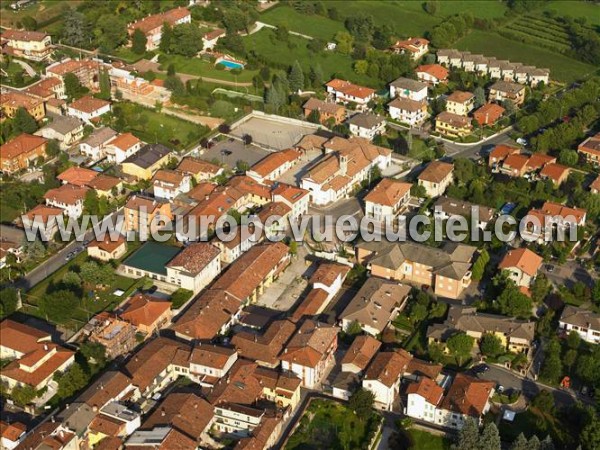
[
  {"xmin": 341, "ymin": 335, "xmax": 381, "ymax": 371},
  {"xmin": 166, "ymin": 242, "xmax": 220, "ymax": 275},
  {"xmin": 57, "ymin": 166, "xmax": 99, "ymax": 187},
  {"xmin": 44, "ymin": 184, "xmax": 89, "ymax": 205},
  {"xmin": 364, "ymin": 349, "xmax": 412, "ymax": 387},
  {"xmin": 326, "ymin": 79, "xmax": 375, "ymax": 100},
  {"xmin": 364, "ymin": 178, "xmax": 411, "ymax": 207},
  {"xmin": 418, "ymin": 160, "xmax": 453, "ymax": 183},
  {"xmin": 499, "ymin": 247, "xmax": 543, "ymax": 277},
  {"xmin": 119, "ymin": 294, "xmax": 171, "ymax": 328},
  {"xmin": 69, "ymin": 96, "xmax": 110, "ymax": 114},
  {"xmin": 406, "ymin": 377, "xmax": 444, "ymax": 405},
  {"xmin": 1, "ymin": 133, "xmax": 47, "ymax": 160},
  {"xmin": 129, "ymin": 7, "xmax": 190, "ymax": 34},
  {"xmin": 416, "ymin": 64, "xmax": 448, "ymax": 81},
  {"xmin": 440, "ymin": 373, "xmax": 494, "ymax": 417}
]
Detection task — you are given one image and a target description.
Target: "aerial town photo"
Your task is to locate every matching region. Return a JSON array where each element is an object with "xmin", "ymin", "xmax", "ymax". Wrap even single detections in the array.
[{"xmin": 0, "ymin": 0, "xmax": 599, "ymax": 449}]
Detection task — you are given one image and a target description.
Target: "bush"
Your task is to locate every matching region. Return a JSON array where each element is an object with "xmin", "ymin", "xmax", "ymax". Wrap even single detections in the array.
[{"xmin": 170, "ymin": 288, "xmax": 193, "ymax": 309}]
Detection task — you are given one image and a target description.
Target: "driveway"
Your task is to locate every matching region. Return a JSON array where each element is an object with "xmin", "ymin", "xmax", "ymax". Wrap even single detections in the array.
[{"xmin": 540, "ymin": 260, "xmax": 597, "ymax": 288}]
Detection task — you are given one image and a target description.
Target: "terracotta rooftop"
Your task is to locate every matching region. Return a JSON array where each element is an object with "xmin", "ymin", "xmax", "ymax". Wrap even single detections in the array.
[
  {"xmin": 69, "ymin": 95, "xmax": 110, "ymax": 114},
  {"xmin": 47, "ymin": 59, "xmax": 99, "ymax": 76},
  {"xmin": 446, "ymin": 90, "xmax": 474, "ymax": 104},
  {"xmin": 364, "ymin": 178, "xmax": 411, "ymax": 207},
  {"xmin": 303, "ymin": 97, "xmax": 344, "ymax": 115},
  {"xmin": 177, "ymin": 157, "xmax": 221, "ymax": 176},
  {"xmin": 107, "ymin": 132, "xmax": 140, "ymax": 150},
  {"xmin": 232, "ymin": 319, "xmax": 296, "ymax": 366},
  {"xmin": 166, "ymin": 242, "xmax": 220, "ymax": 275},
  {"xmin": 503, "ymin": 153, "xmax": 529, "ymax": 171},
  {"xmin": 189, "ymin": 344, "xmax": 236, "ymax": 370},
  {"xmin": 489, "ymin": 144, "xmax": 520, "ymax": 162},
  {"xmin": 279, "ymin": 319, "xmax": 339, "ymax": 368},
  {"xmin": 1, "ymin": 133, "xmax": 47, "ymax": 160},
  {"xmin": 436, "ymin": 111, "xmax": 472, "ymax": 128},
  {"xmin": 406, "ymin": 377, "xmax": 444, "ymax": 406},
  {"xmin": 416, "ymin": 64, "xmax": 448, "ymax": 81},
  {"xmin": 23, "ymin": 204, "xmax": 64, "ymax": 224},
  {"xmin": 2, "ymin": 29, "xmax": 49, "ymax": 42},
  {"xmin": 57, "ymin": 166, "xmax": 99, "ymax": 187},
  {"xmin": 207, "ymin": 360, "xmax": 263, "ymax": 406},
  {"xmin": 310, "ymin": 262, "xmax": 351, "ymax": 288},
  {"xmin": 388, "ymin": 97, "xmax": 427, "ymax": 112},
  {"xmin": 526, "ymin": 153, "xmax": 555, "ymax": 170},
  {"xmin": 341, "ymin": 335, "xmax": 382, "ymax": 371},
  {"xmin": 87, "ymin": 174, "xmax": 122, "ymax": 191},
  {"xmin": 88, "ymin": 234, "xmax": 126, "ymax": 254},
  {"xmin": 0, "ymin": 420, "xmax": 26, "ymax": 442},
  {"xmin": 250, "ymin": 148, "xmax": 302, "ymax": 178},
  {"xmin": 418, "ymin": 160, "xmax": 453, "ymax": 183},
  {"xmin": 326, "ymin": 78, "xmax": 375, "ymax": 99},
  {"xmin": 129, "ymin": 7, "xmax": 191, "ymax": 34},
  {"xmin": 44, "ymin": 184, "xmax": 89, "ymax": 205},
  {"xmin": 499, "ymin": 247, "xmax": 543, "ymax": 277},
  {"xmin": 119, "ymin": 293, "xmax": 171, "ymax": 328},
  {"xmin": 440, "ymin": 373, "xmax": 494, "ymax": 417},
  {"xmin": 364, "ymin": 349, "xmax": 412, "ymax": 388},
  {"xmin": 539, "ymin": 163, "xmax": 569, "ymax": 183},
  {"xmin": 1, "ymin": 91, "xmax": 44, "ymax": 110}
]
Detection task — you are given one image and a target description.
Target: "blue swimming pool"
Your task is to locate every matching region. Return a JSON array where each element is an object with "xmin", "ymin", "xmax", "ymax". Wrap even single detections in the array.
[{"xmin": 218, "ymin": 59, "xmax": 244, "ymax": 70}]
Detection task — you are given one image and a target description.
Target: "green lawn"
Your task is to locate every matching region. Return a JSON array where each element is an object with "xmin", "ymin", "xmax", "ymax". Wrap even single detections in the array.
[
  {"xmin": 157, "ymin": 54, "xmax": 258, "ymax": 83},
  {"xmin": 455, "ymin": 30, "xmax": 598, "ymax": 83},
  {"xmin": 0, "ymin": 0, "xmax": 80, "ymax": 28},
  {"xmin": 498, "ymin": 408, "xmax": 572, "ymax": 447},
  {"xmin": 243, "ymin": 29, "xmax": 380, "ymax": 87},
  {"xmin": 396, "ymin": 0, "xmax": 508, "ymax": 19},
  {"xmin": 116, "ymin": 102, "xmax": 209, "ymax": 150},
  {"xmin": 543, "ymin": 1, "xmax": 600, "ymax": 26},
  {"xmin": 286, "ymin": 399, "xmax": 380, "ymax": 450},
  {"xmin": 408, "ymin": 429, "xmax": 452, "ymax": 450},
  {"xmin": 260, "ymin": 5, "xmax": 346, "ymax": 41}
]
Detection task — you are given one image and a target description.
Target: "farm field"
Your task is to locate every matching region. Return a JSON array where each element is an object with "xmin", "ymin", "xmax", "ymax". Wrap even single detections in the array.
[
  {"xmin": 242, "ymin": 28, "xmax": 381, "ymax": 87},
  {"xmin": 455, "ymin": 30, "xmax": 597, "ymax": 83}
]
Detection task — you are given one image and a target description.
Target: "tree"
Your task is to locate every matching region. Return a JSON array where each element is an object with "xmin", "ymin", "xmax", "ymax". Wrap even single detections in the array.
[
  {"xmin": 471, "ymin": 250, "xmax": 488, "ymax": 281},
  {"xmin": 558, "ymin": 149, "xmax": 579, "ymax": 166},
  {"xmin": 288, "ymin": 240, "xmax": 298, "ymax": 256},
  {"xmin": 473, "ymin": 86, "xmax": 485, "ymax": 108},
  {"xmin": 566, "ymin": 330, "xmax": 580, "ymax": 350},
  {"xmin": 14, "ymin": 107, "xmax": 38, "ymax": 134},
  {"xmin": 309, "ymin": 63, "xmax": 324, "ymax": 88},
  {"xmin": 580, "ymin": 414, "xmax": 600, "ymax": 450},
  {"xmin": 84, "ymin": 190, "xmax": 100, "ymax": 215},
  {"xmin": 346, "ymin": 320, "xmax": 363, "ymax": 336},
  {"xmin": 62, "ymin": 271, "xmax": 82, "ymax": 290},
  {"xmin": 21, "ymin": 15, "xmax": 37, "ymax": 30},
  {"xmin": 24, "ymin": 238, "xmax": 46, "ymax": 261},
  {"xmin": 46, "ymin": 139, "xmax": 61, "ymax": 157},
  {"xmin": 61, "ymin": 11, "xmax": 92, "ymax": 48},
  {"xmin": 428, "ymin": 342, "xmax": 445, "ymax": 364},
  {"xmin": 307, "ymin": 109, "xmax": 321, "ymax": 124},
  {"xmin": 11, "ymin": 384, "xmax": 36, "ymax": 406},
  {"xmin": 0, "ymin": 287, "xmax": 19, "ymax": 318},
  {"xmin": 56, "ymin": 362, "xmax": 88, "ymax": 399},
  {"xmin": 480, "ymin": 333, "xmax": 504, "ymax": 358},
  {"xmin": 167, "ymin": 63, "xmax": 176, "ymax": 77},
  {"xmin": 64, "ymin": 73, "xmax": 87, "ymax": 100},
  {"xmin": 288, "ymin": 61, "xmax": 304, "ymax": 93},
  {"xmin": 540, "ymin": 436, "xmax": 554, "ymax": 450},
  {"xmin": 497, "ymin": 283, "xmax": 532, "ymax": 318},
  {"xmin": 531, "ymin": 274, "xmax": 551, "ymax": 303},
  {"xmin": 540, "ymin": 338, "xmax": 563, "ymax": 384},
  {"xmin": 242, "ymin": 134, "xmax": 253, "ymax": 146},
  {"xmin": 159, "ymin": 22, "xmax": 172, "ymax": 53},
  {"xmin": 334, "ymin": 31, "xmax": 354, "ymax": 55},
  {"xmin": 510, "ymin": 433, "xmax": 529, "ymax": 450},
  {"xmin": 96, "ymin": 15, "xmax": 127, "ymax": 52},
  {"xmin": 39, "ymin": 290, "xmax": 79, "ymax": 324},
  {"xmin": 132, "ymin": 28, "xmax": 147, "ymax": 54},
  {"xmin": 478, "ymin": 422, "xmax": 501, "ymax": 450},
  {"xmin": 455, "ymin": 417, "xmax": 479, "ymax": 450},
  {"xmin": 354, "ymin": 60, "xmax": 369, "ymax": 75},
  {"xmin": 164, "ymin": 76, "xmax": 185, "ymax": 96},
  {"xmin": 171, "ymin": 23, "xmax": 203, "ymax": 56},
  {"xmin": 531, "ymin": 390, "xmax": 555, "ymax": 414},
  {"xmin": 563, "ymin": 349, "xmax": 577, "ymax": 372},
  {"xmin": 348, "ymin": 388, "xmax": 375, "ymax": 420},
  {"xmin": 423, "ymin": 1, "xmax": 439, "ymax": 15},
  {"xmin": 447, "ymin": 332, "xmax": 474, "ymax": 366},
  {"xmin": 80, "ymin": 341, "xmax": 106, "ymax": 365}
]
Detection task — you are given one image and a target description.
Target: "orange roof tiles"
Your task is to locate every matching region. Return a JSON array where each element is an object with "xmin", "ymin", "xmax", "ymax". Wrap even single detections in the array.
[
  {"xmin": 0, "ymin": 421, "xmax": 26, "ymax": 442},
  {"xmin": 326, "ymin": 78, "xmax": 375, "ymax": 100},
  {"xmin": 539, "ymin": 162, "xmax": 569, "ymax": 183},
  {"xmin": 1, "ymin": 133, "xmax": 47, "ymax": 160},
  {"xmin": 44, "ymin": 184, "xmax": 89, "ymax": 205},
  {"xmin": 341, "ymin": 335, "xmax": 381, "ymax": 371},
  {"xmin": 446, "ymin": 90, "xmax": 474, "ymax": 104},
  {"xmin": 129, "ymin": 7, "xmax": 190, "ymax": 34},
  {"xmin": 177, "ymin": 157, "xmax": 221, "ymax": 176},
  {"xmin": 440, "ymin": 373, "xmax": 494, "ymax": 417},
  {"xmin": 232, "ymin": 319, "xmax": 296, "ymax": 366},
  {"xmin": 88, "ymin": 234, "xmax": 126, "ymax": 253},
  {"xmin": 69, "ymin": 95, "xmax": 110, "ymax": 114},
  {"xmin": 119, "ymin": 294, "xmax": 171, "ymax": 328},
  {"xmin": 489, "ymin": 144, "xmax": 520, "ymax": 162},
  {"xmin": 47, "ymin": 59, "xmax": 99, "ymax": 76},
  {"xmin": 250, "ymin": 148, "xmax": 302, "ymax": 178},
  {"xmin": 416, "ymin": 64, "xmax": 448, "ymax": 81},
  {"xmin": 525, "ymin": 153, "xmax": 556, "ymax": 170},
  {"xmin": 364, "ymin": 178, "xmax": 411, "ymax": 207},
  {"xmin": 1, "ymin": 91, "xmax": 44, "ymax": 110},
  {"xmin": 2, "ymin": 29, "xmax": 48, "ymax": 42},
  {"xmin": 578, "ymin": 132, "xmax": 600, "ymax": 158},
  {"xmin": 107, "ymin": 132, "xmax": 140, "ymax": 151},
  {"xmin": 166, "ymin": 242, "xmax": 220, "ymax": 275},
  {"xmin": 474, "ymin": 103, "xmax": 505, "ymax": 125},
  {"xmin": 87, "ymin": 174, "xmax": 122, "ymax": 191},
  {"xmin": 57, "ymin": 166, "xmax": 99, "ymax": 187},
  {"xmin": 407, "ymin": 377, "xmax": 444, "ymax": 405},
  {"xmin": 24, "ymin": 204, "xmax": 63, "ymax": 224},
  {"xmin": 364, "ymin": 349, "xmax": 412, "ymax": 387},
  {"xmin": 503, "ymin": 153, "xmax": 529, "ymax": 172},
  {"xmin": 418, "ymin": 160, "xmax": 453, "ymax": 183},
  {"xmin": 499, "ymin": 247, "xmax": 543, "ymax": 277}
]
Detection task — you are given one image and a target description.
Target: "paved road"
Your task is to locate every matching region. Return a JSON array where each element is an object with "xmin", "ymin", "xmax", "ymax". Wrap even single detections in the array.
[
  {"xmin": 540, "ymin": 260, "xmax": 597, "ymax": 289},
  {"xmin": 16, "ymin": 210, "xmax": 123, "ymax": 291}
]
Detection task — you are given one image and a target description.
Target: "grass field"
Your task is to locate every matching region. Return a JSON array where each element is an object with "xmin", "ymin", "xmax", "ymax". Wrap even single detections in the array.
[
  {"xmin": 455, "ymin": 30, "xmax": 597, "ymax": 83},
  {"xmin": 243, "ymin": 28, "xmax": 380, "ymax": 87},
  {"xmin": 543, "ymin": 1, "xmax": 600, "ymax": 26},
  {"xmin": 157, "ymin": 54, "xmax": 258, "ymax": 83},
  {"xmin": 117, "ymin": 102, "xmax": 208, "ymax": 150},
  {"xmin": 260, "ymin": 6, "xmax": 345, "ymax": 41},
  {"xmin": 498, "ymin": 407, "xmax": 573, "ymax": 447},
  {"xmin": 0, "ymin": 0, "xmax": 79, "ymax": 28},
  {"xmin": 408, "ymin": 429, "xmax": 452, "ymax": 450}
]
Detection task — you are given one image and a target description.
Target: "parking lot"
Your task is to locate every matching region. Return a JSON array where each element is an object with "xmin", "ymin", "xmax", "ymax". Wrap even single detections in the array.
[
  {"xmin": 230, "ymin": 116, "xmax": 319, "ymax": 150},
  {"xmin": 198, "ymin": 138, "xmax": 271, "ymax": 169}
]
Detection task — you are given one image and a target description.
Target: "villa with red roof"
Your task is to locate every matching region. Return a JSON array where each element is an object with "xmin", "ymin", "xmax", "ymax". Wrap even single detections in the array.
[
  {"xmin": 165, "ymin": 242, "xmax": 221, "ymax": 294},
  {"xmin": 326, "ymin": 79, "xmax": 376, "ymax": 109},
  {"xmin": 44, "ymin": 184, "xmax": 89, "ymax": 218},
  {"xmin": 416, "ymin": 64, "xmax": 448, "ymax": 85},
  {"xmin": 118, "ymin": 293, "xmax": 172, "ymax": 336},
  {"xmin": 498, "ymin": 247, "xmax": 543, "ymax": 288},
  {"xmin": 390, "ymin": 37, "xmax": 429, "ymax": 60},
  {"xmin": 128, "ymin": 7, "xmax": 191, "ymax": 50}
]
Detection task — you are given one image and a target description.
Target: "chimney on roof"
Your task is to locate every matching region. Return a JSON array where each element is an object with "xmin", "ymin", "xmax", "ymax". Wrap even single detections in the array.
[
  {"xmin": 44, "ymin": 344, "xmax": 49, "ymax": 351},
  {"xmin": 161, "ymin": 408, "xmax": 166, "ymax": 417}
]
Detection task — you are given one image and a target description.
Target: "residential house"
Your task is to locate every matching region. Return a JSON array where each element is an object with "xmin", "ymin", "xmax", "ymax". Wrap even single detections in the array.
[
  {"xmin": 389, "ymin": 77, "xmax": 428, "ymax": 102},
  {"xmin": 524, "ymin": 201, "xmax": 587, "ymax": 241},
  {"xmin": 24, "ymin": 77, "xmax": 64, "ymax": 101},
  {"xmin": 232, "ymin": 319, "xmax": 297, "ymax": 368},
  {"xmin": 539, "ymin": 163, "xmax": 570, "ymax": 186},
  {"xmin": 340, "ymin": 278, "xmax": 411, "ymax": 336},
  {"xmin": 488, "ymin": 81, "xmax": 526, "ymax": 106},
  {"xmin": 559, "ymin": 306, "xmax": 600, "ymax": 344},
  {"xmin": 435, "ymin": 112, "xmax": 473, "ymax": 138},
  {"xmin": 124, "ymin": 195, "xmax": 172, "ymax": 233},
  {"xmin": 445, "ymin": 91, "xmax": 475, "ymax": 116},
  {"xmin": 417, "ymin": 160, "xmax": 454, "ymax": 197},
  {"xmin": 211, "ymin": 231, "xmax": 257, "ymax": 265},
  {"xmin": 79, "ymin": 127, "xmax": 118, "ymax": 162},
  {"xmin": 67, "ymin": 96, "xmax": 111, "ymax": 124},
  {"xmin": 0, "ymin": 226, "xmax": 24, "ymax": 269},
  {"xmin": 0, "ymin": 319, "xmax": 75, "ymax": 391},
  {"xmin": 187, "ymin": 345, "xmax": 238, "ymax": 386},
  {"xmin": 405, "ymin": 377, "xmax": 445, "ymax": 422},
  {"xmin": 473, "ymin": 103, "xmax": 505, "ymax": 126},
  {"xmin": 488, "ymin": 144, "xmax": 520, "ymax": 168},
  {"xmin": 271, "ymin": 183, "xmax": 310, "ymax": 220},
  {"xmin": 44, "ymin": 184, "xmax": 88, "ymax": 218},
  {"xmin": 427, "ymin": 306, "xmax": 535, "ymax": 354},
  {"xmin": 21, "ymin": 205, "xmax": 64, "ymax": 241},
  {"xmin": 246, "ymin": 148, "xmax": 302, "ymax": 183},
  {"xmin": 9, "ymin": 423, "xmax": 77, "ymax": 450},
  {"xmin": 416, "ymin": 64, "xmax": 448, "ymax": 85},
  {"xmin": 87, "ymin": 174, "xmax": 123, "ymax": 198},
  {"xmin": 105, "ymin": 133, "xmax": 142, "ymax": 164},
  {"xmin": 434, "ymin": 373, "xmax": 494, "ymax": 429},
  {"xmin": 387, "ymin": 97, "xmax": 429, "ymax": 126},
  {"xmin": 0, "ymin": 420, "xmax": 26, "ymax": 450},
  {"xmin": 362, "ymin": 349, "xmax": 412, "ymax": 410},
  {"xmin": 390, "ymin": 37, "xmax": 429, "ymax": 60},
  {"xmin": 590, "ymin": 175, "xmax": 600, "ymax": 194},
  {"xmin": 128, "ymin": 7, "xmax": 191, "ymax": 50},
  {"xmin": 300, "ymin": 136, "xmax": 391, "ymax": 205},
  {"xmin": 152, "ymin": 169, "xmax": 192, "ymax": 200},
  {"xmin": 35, "ymin": 115, "xmax": 84, "ymax": 149},
  {"xmin": 46, "ymin": 58, "xmax": 101, "ymax": 91},
  {"xmin": 364, "ymin": 178, "xmax": 412, "ymax": 222},
  {"xmin": 347, "ymin": 113, "xmax": 386, "ymax": 141},
  {"xmin": 341, "ymin": 335, "xmax": 381, "ymax": 374},
  {"xmin": 202, "ymin": 28, "xmax": 226, "ymax": 50},
  {"xmin": 356, "ymin": 241, "xmax": 476, "ymax": 300},
  {"xmin": 433, "ymin": 196, "xmax": 495, "ymax": 229},
  {"xmin": 118, "ymin": 293, "xmax": 172, "ymax": 336},
  {"xmin": 500, "ymin": 153, "xmax": 530, "ymax": 177},
  {"xmin": 177, "ymin": 157, "xmax": 223, "ymax": 182},
  {"xmin": 57, "ymin": 166, "xmax": 98, "ymax": 187},
  {"xmin": 280, "ymin": 319, "xmax": 339, "ymax": 388},
  {"xmin": 578, "ymin": 133, "xmax": 600, "ymax": 166},
  {"xmin": 1, "ymin": 29, "xmax": 52, "ymax": 61},
  {"xmin": 498, "ymin": 247, "xmax": 543, "ymax": 289},
  {"xmin": 325, "ymin": 79, "xmax": 376, "ymax": 108},
  {"xmin": 1, "ymin": 92, "xmax": 45, "ymax": 120},
  {"xmin": 165, "ymin": 242, "xmax": 221, "ymax": 294},
  {"xmin": 87, "ymin": 402, "xmax": 141, "ymax": 445},
  {"xmin": 88, "ymin": 314, "xmax": 137, "ymax": 359},
  {"xmin": 302, "ymin": 97, "xmax": 346, "ymax": 124},
  {"xmin": 0, "ymin": 133, "xmax": 47, "ymax": 174},
  {"xmin": 87, "ymin": 235, "xmax": 128, "ymax": 261},
  {"xmin": 253, "ymin": 367, "xmax": 302, "ymax": 410},
  {"xmin": 121, "ymin": 143, "xmax": 172, "ymax": 180}
]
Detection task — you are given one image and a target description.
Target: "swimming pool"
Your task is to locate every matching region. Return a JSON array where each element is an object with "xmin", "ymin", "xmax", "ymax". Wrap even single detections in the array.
[{"xmin": 218, "ymin": 59, "xmax": 244, "ymax": 70}]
